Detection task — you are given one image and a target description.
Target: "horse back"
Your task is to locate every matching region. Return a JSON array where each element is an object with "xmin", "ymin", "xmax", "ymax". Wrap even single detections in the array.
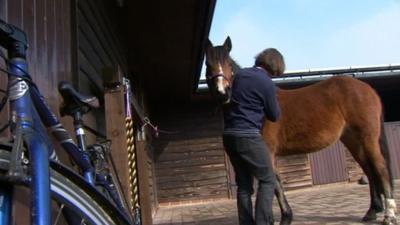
[{"xmin": 262, "ymin": 76, "xmax": 382, "ymax": 155}]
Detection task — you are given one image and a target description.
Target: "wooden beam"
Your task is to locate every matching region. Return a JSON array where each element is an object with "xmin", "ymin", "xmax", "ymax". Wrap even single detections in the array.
[
  {"xmin": 104, "ymin": 84, "xmax": 132, "ymax": 211},
  {"xmin": 136, "ymin": 140, "xmax": 153, "ymax": 225}
]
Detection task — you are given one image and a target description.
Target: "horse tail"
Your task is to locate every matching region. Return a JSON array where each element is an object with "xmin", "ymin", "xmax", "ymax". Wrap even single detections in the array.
[{"xmin": 379, "ymin": 112, "xmax": 393, "ymax": 189}]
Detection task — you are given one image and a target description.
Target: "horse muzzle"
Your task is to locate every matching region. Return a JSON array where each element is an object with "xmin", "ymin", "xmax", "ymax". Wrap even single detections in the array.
[{"xmin": 216, "ymin": 86, "xmax": 231, "ymax": 104}]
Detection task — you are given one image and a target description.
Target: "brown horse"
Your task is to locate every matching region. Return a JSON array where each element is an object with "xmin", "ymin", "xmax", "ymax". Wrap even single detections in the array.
[{"xmin": 205, "ymin": 37, "xmax": 397, "ymax": 225}]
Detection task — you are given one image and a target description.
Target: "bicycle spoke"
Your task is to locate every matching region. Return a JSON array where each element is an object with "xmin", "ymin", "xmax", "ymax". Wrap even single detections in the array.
[{"xmin": 53, "ymin": 204, "xmax": 65, "ymax": 225}]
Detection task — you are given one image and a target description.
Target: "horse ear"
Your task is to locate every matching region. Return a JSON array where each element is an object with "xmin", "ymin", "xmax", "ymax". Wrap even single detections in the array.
[
  {"xmin": 223, "ymin": 36, "xmax": 232, "ymax": 52},
  {"xmin": 206, "ymin": 39, "xmax": 213, "ymax": 50}
]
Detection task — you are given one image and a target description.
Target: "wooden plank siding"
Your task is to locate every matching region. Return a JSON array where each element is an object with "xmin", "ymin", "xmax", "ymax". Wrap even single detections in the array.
[
  {"xmin": 136, "ymin": 140, "xmax": 153, "ymax": 225},
  {"xmin": 1, "ymin": 0, "xmax": 74, "ymax": 224},
  {"xmin": 153, "ymin": 102, "xmax": 230, "ymax": 204},
  {"xmin": 76, "ymin": 1, "xmax": 156, "ymax": 223},
  {"xmin": 2, "ymin": 0, "xmax": 74, "ymax": 155},
  {"xmin": 147, "ymin": 142, "xmax": 158, "ymax": 216},
  {"xmin": 155, "ymin": 137, "xmax": 229, "ymax": 203},
  {"xmin": 75, "ymin": 0, "xmax": 128, "ymax": 138},
  {"xmin": 385, "ymin": 121, "xmax": 400, "ymax": 178},
  {"xmin": 277, "ymin": 154, "xmax": 313, "ymax": 190},
  {"xmin": 130, "ymin": 79, "xmax": 158, "ymax": 215},
  {"xmin": 310, "ymin": 141, "xmax": 348, "ymax": 185},
  {"xmin": 1, "ymin": 1, "xmax": 156, "ymax": 222},
  {"xmin": 104, "ymin": 85, "xmax": 132, "ymax": 211}
]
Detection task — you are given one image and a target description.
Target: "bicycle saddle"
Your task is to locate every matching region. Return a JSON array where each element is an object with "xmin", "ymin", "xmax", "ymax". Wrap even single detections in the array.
[{"xmin": 58, "ymin": 81, "xmax": 99, "ymax": 116}]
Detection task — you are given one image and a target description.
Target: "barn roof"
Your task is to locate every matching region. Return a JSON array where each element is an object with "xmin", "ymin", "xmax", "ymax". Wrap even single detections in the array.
[{"xmin": 125, "ymin": 0, "xmax": 216, "ymax": 103}]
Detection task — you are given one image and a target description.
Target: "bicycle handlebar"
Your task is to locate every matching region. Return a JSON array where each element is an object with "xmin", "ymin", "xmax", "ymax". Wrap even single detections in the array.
[{"xmin": 0, "ymin": 18, "xmax": 28, "ymax": 57}]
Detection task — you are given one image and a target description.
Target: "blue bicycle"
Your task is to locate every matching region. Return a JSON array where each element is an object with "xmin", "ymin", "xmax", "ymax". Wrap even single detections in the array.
[{"xmin": 0, "ymin": 19, "xmax": 135, "ymax": 224}]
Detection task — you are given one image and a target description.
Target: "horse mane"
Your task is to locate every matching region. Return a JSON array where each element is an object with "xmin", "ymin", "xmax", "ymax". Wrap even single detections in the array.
[{"xmin": 230, "ymin": 57, "xmax": 241, "ymax": 74}]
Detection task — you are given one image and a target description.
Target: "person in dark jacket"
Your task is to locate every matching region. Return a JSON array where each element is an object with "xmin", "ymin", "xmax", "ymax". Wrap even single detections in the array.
[{"xmin": 223, "ymin": 48, "xmax": 284, "ymax": 225}]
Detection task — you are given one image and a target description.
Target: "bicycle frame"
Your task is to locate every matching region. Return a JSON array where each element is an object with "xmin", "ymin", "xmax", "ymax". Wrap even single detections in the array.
[
  {"xmin": 9, "ymin": 56, "xmax": 52, "ymax": 225},
  {"xmin": 0, "ymin": 20, "xmax": 96, "ymax": 225}
]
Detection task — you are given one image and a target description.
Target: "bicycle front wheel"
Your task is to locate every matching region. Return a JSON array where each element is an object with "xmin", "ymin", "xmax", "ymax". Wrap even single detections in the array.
[{"xmin": 0, "ymin": 147, "xmax": 132, "ymax": 225}]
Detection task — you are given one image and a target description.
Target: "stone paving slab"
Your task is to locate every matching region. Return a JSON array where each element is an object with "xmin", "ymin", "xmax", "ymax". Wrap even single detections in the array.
[{"xmin": 153, "ymin": 181, "xmax": 400, "ymax": 225}]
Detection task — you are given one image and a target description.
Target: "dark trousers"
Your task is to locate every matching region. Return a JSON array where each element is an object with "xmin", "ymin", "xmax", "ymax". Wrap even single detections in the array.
[{"xmin": 223, "ymin": 134, "xmax": 276, "ymax": 225}]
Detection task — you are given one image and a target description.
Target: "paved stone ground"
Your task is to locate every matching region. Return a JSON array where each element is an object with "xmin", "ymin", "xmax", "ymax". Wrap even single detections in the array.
[{"xmin": 153, "ymin": 181, "xmax": 400, "ymax": 225}]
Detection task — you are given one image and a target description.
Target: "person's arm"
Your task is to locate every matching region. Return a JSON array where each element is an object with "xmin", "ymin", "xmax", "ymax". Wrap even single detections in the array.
[{"xmin": 262, "ymin": 79, "xmax": 280, "ymax": 122}]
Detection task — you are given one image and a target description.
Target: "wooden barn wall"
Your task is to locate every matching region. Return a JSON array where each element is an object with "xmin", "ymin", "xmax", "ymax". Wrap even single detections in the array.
[
  {"xmin": 1, "ymin": 0, "xmax": 156, "ymax": 218},
  {"xmin": 76, "ymin": 0, "xmax": 157, "ymax": 218},
  {"xmin": 1, "ymin": 0, "xmax": 74, "ymax": 154},
  {"xmin": 75, "ymin": 0, "xmax": 128, "ymax": 137},
  {"xmin": 0, "ymin": 0, "xmax": 73, "ymax": 224},
  {"xmin": 147, "ymin": 142, "xmax": 157, "ymax": 215},
  {"xmin": 277, "ymin": 154, "xmax": 312, "ymax": 190},
  {"xmin": 310, "ymin": 142, "xmax": 348, "ymax": 185},
  {"xmin": 385, "ymin": 121, "xmax": 400, "ymax": 178},
  {"xmin": 153, "ymin": 102, "xmax": 229, "ymax": 204},
  {"xmin": 133, "ymin": 81, "xmax": 157, "ymax": 217}
]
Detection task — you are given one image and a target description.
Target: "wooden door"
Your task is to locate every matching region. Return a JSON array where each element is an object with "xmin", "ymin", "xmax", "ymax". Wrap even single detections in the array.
[{"xmin": 310, "ymin": 142, "xmax": 348, "ymax": 185}]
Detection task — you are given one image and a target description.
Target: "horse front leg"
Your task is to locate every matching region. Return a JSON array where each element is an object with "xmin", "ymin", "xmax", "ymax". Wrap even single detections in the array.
[{"xmin": 275, "ymin": 173, "xmax": 293, "ymax": 225}]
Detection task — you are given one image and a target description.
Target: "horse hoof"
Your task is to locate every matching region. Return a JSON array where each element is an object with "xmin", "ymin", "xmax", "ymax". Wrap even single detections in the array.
[
  {"xmin": 362, "ymin": 214, "xmax": 377, "ymax": 221},
  {"xmin": 383, "ymin": 216, "xmax": 397, "ymax": 225},
  {"xmin": 363, "ymin": 209, "xmax": 378, "ymax": 221},
  {"xmin": 362, "ymin": 215, "xmax": 377, "ymax": 222},
  {"xmin": 280, "ymin": 216, "xmax": 293, "ymax": 225}
]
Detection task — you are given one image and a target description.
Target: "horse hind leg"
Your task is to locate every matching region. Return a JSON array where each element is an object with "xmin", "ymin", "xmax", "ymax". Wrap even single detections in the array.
[
  {"xmin": 378, "ymin": 119, "xmax": 397, "ymax": 225},
  {"xmin": 271, "ymin": 154, "xmax": 293, "ymax": 225},
  {"xmin": 274, "ymin": 173, "xmax": 293, "ymax": 225},
  {"xmin": 340, "ymin": 131, "xmax": 384, "ymax": 221},
  {"xmin": 359, "ymin": 127, "xmax": 397, "ymax": 225},
  {"xmin": 380, "ymin": 124, "xmax": 397, "ymax": 225}
]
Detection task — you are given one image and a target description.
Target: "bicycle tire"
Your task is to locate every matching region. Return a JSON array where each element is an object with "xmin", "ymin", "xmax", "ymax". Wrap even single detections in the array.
[{"xmin": 0, "ymin": 146, "xmax": 132, "ymax": 225}]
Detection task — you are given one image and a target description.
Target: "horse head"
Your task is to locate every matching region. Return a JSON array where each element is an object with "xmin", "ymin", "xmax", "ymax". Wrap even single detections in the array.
[{"xmin": 205, "ymin": 36, "xmax": 237, "ymax": 104}]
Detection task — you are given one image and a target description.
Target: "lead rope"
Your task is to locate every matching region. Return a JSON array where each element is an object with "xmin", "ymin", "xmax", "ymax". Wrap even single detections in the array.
[{"xmin": 124, "ymin": 78, "xmax": 141, "ymax": 224}]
